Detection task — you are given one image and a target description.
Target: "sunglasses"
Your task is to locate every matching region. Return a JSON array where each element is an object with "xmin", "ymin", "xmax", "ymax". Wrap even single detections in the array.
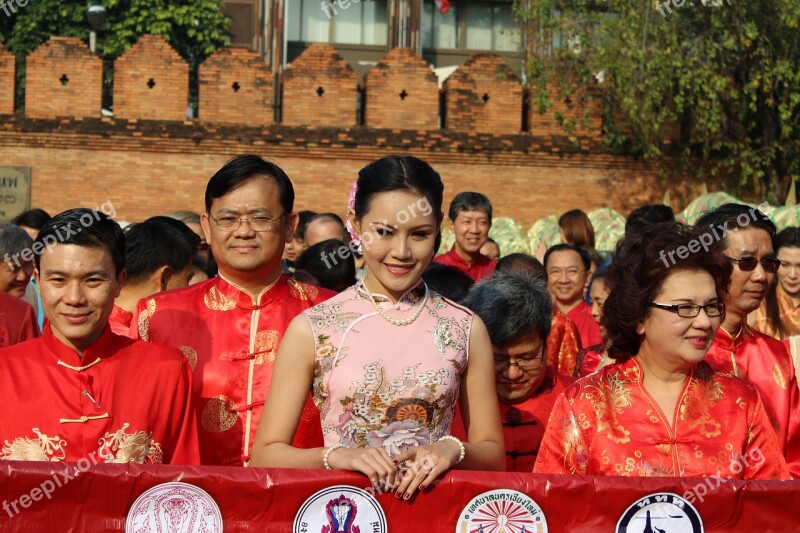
[{"xmin": 728, "ymin": 256, "xmax": 780, "ymax": 273}]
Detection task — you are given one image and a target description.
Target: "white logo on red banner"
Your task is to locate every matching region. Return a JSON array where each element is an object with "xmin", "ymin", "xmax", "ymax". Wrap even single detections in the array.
[
  {"xmin": 616, "ymin": 492, "xmax": 703, "ymax": 533},
  {"xmin": 125, "ymin": 481, "xmax": 223, "ymax": 533},
  {"xmin": 456, "ymin": 489, "xmax": 548, "ymax": 533},
  {"xmin": 293, "ymin": 485, "xmax": 387, "ymax": 533}
]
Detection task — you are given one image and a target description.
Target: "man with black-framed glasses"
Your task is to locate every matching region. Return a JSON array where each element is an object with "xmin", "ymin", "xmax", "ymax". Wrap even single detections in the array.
[
  {"xmin": 131, "ymin": 155, "xmax": 334, "ymax": 466},
  {"xmin": 450, "ymin": 270, "xmax": 575, "ymax": 472},
  {"xmin": 696, "ymin": 203, "xmax": 800, "ymax": 478}
]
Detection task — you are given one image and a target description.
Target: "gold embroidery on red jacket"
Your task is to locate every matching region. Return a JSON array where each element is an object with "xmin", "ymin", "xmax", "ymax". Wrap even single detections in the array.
[
  {"xmin": 0, "ymin": 428, "xmax": 67, "ymax": 461},
  {"xmin": 201, "ymin": 395, "xmax": 238, "ymax": 432},
  {"xmin": 179, "ymin": 345, "xmax": 198, "ymax": 370},
  {"xmin": 254, "ymin": 330, "xmax": 279, "ymax": 364},
  {"xmin": 99, "ymin": 423, "xmax": 163, "ymax": 464},
  {"xmin": 137, "ymin": 299, "xmax": 157, "ymax": 342},
  {"xmin": 204, "ymin": 285, "xmax": 236, "ymax": 311},
  {"xmin": 288, "ymin": 278, "xmax": 319, "ymax": 302}
]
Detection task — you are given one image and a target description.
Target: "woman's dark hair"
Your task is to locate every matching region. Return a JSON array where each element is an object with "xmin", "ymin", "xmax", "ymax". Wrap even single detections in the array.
[
  {"xmin": 296, "ymin": 210, "xmax": 317, "ymax": 240},
  {"xmin": 422, "ymin": 263, "xmax": 474, "ymax": 303},
  {"xmin": 558, "ymin": 209, "xmax": 595, "ymax": 249},
  {"xmin": 296, "ymin": 239, "xmax": 356, "ymax": 293},
  {"xmin": 354, "ymin": 156, "xmax": 444, "ymax": 224},
  {"xmin": 764, "ymin": 227, "xmax": 800, "ymax": 339},
  {"xmin": 590, "ymin": 262, "xmax": 610, "ymax": 285},
  {"xmin": 35, "ymin": 208, "xmax": 125, "ymax": 275},
  {"xmin": 205, "ymin": 154, "xmax": 295, "ymax": 215},
  {"xmin": 11, "ymin": 208, "xmax": 51, "ymax": 230},
  {"xmin": 496, "ymin": 253, "xmax": 544, "ymax": 277},
  {"xmin": 603, "ymin": 222, "xmax": 732, "ymax": 361},
  {"xmin": 626, "ymin": 204, "xmax": 675, "ymax": 236}
]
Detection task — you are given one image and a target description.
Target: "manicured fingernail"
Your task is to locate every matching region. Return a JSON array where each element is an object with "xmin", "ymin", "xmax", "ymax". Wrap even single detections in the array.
[
  {"xmin": 395, "ymin": 491, "xmax": 402, "ymax": 498},
  {"xmin": 392, "ymin": 460, "xmax": 398, "ymax": 465},
  {"xmin": 419, "ymin": 484, "xmax": 426, "ymax": 491},
  {"xmin": 404, "ymin": 493, "xmax": 411, "ymax": 500}
]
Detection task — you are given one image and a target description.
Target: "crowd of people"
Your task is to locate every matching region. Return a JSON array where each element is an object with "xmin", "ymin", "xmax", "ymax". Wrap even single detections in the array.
[{"xmin": 0, "ymin": 153, "xmax": 798, "ymax": 494}]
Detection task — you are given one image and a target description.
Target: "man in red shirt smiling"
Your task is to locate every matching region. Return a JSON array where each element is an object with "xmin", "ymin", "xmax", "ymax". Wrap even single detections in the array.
[{"xmin": 434, "ymin": 192, "xmax": 496, "ymax": 281}]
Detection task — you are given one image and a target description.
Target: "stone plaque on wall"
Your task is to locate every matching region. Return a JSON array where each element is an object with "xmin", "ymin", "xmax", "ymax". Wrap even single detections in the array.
[{"xmin": 0, "ymin": 166, "xmax": 31, "ymax": 222}]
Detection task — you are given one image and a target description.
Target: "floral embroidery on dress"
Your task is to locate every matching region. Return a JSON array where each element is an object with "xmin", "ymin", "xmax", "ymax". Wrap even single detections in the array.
[
  {"xmin": 331, "ymin": 361, "xmax": 457, "ymax": 455},
  {"xmin": 560, "ymin": 410, "xmax": 588, "ymax": 475},
  {"xmin": 0, "ymin": 428, "xmax": 67, "ymax": 461},
  {"xmin": 307, "ymin": 301, "xmax": 362, "ymax": 334},
  {"xmin": 313, "ymin": 334, "xmax": 349, "ymax": 413},
  {"xmin": 582, "ymin": 369, "xmax": 633, "ymax": 444},
  {"xmin": 308, "ymin": 284, "xmax": 471, "ymax": 452},
  {"xmin": 680, "ymin": 370, "xmax": 723, "ymax": 438}
]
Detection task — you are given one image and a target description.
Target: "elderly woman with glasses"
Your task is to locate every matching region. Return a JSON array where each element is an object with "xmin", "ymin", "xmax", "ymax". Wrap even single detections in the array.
[{"xmin": 534, "ymin": 222, "xmax": 789, "ymax": 479}]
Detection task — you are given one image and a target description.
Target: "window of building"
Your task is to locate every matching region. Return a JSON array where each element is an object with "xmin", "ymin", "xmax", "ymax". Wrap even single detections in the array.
[
  {"xmin": 288, "ymin": 0, "xmax": 388, "ymax": 46},
  {"xmin": 422, "ymin": 0, "xmax": 521, "ymax": 52}
]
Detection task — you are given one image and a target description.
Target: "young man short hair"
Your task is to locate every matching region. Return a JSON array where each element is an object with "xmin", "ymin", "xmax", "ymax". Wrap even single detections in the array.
[
  {"xmin": 0, "ymin": 208, "xmax": 199, "ymax": 464},
  {"xmin": 110, "ymin": 218, "xmax": 196, "ymax": 336}
]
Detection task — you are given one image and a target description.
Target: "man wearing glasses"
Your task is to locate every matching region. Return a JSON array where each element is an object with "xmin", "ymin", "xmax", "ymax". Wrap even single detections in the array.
[
  {"xmin": 451, "ymin": 270, "xmax": 574, "ymax": 472},
  {"xmin": 132, "ymin": 155, "xmax": 334, "ymax": 466},
  {"xmin": 697, "ymin": 203, "xmax": 800, "ymax": 478}
]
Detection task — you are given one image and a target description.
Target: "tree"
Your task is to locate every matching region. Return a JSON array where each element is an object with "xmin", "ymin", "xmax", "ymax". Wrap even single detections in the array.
[
  {"xmin": 0, "ymin": 0, "xmax": 230, "ymax": 112},
  {"xmin": 518, "ymin": 0, "xmax": 800, "ymax": 203}
]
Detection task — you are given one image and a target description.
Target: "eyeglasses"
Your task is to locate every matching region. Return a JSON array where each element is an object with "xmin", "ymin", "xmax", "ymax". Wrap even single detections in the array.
[
  {"xmin": 547, "ymin": 268, "xmax": 585, "ymax": 279},
  {"xmin": 728, "ymin": 256, "xmax": 780, "ymax": 273},
  {"xmin": 494, "ymin": 350, "xmax": 546, "ymax": 373},
  {"xmin": 649, "ymin": 301, "xmax": 725, "ymax": 318},
  {"xmin": 210, "ymin": 213, "xmax": 285, "ymax": 232}
]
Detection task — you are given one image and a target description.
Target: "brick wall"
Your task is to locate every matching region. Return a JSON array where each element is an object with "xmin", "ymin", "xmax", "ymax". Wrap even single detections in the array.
[
  {"xmin": 364, "ymin": 48, "xmax": 439, "ymax": 130},
  {"xmin": 0, "ymin": 41, "xmax": 706, "ymax": 226},
  {"xmin": 444, "ymin": 52, "xmax": 522, "ymax": 134},
  {"xmin": 25, "ymin": 37, "xmax": 103, "ymax": 119},
  {"xmin": 0, "ymin": 116, "xmax": 699, "ymax": 226},
  {"xmin": 114, "ymin": 35, "xmax": 189, "ymax": 121},
  {"xmin": 282, "ymin": 44, "xmax": 357, "ymax": 127},
  {"xmin": 0, "ymin": 43, "xmax": 14, "ymax": 115},
  {"xmin": 199, "ymin": 48, "xmax": 273, "ymax": 125},
  {"xmin": 529, "ymin": 83, "xmax": 603, "ymax": 138}
]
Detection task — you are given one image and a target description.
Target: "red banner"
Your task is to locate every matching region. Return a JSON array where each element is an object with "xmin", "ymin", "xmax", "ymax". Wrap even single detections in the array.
[{"xmin": 0, "ymin": 461, "xmax": 798, "ymax": 532}]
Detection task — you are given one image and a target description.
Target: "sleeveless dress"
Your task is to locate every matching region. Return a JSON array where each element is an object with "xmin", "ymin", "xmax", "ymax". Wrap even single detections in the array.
[{"xmin": 304, "ymin": 281, "xmax": 473, "ymax": 457}]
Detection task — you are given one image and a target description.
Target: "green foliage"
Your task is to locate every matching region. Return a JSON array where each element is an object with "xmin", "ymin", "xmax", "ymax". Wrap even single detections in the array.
[
  {"xmin": 0, "ymin": 0, "xmax": 229, "ymax": 113},
  {"xmin": 0, "ymin": 0, "xmax": 230, "ymax": 60},
  {"xmin": 517, "ymin": 0, "xmax": 800, "ymax": 203}
]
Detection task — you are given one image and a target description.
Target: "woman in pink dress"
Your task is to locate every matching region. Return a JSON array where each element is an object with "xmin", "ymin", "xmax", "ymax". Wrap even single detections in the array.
[{"xmin": 251, "ymin": 156, "xmax": 504, "ymax": 499}]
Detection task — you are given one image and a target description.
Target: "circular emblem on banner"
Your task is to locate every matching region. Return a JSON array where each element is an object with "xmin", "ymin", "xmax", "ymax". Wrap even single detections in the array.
[
  {"xmin": 616, "ymin": 492, "xmax": 703, "ymax": 533},
  {"xmin": 456, "ymin": 489, "xmax": 548, "ymax": 533},
  {"xmin": 125, "ymin": 481, "xmax": 222, "ymax": 533},
  {"xmin": 293, "ymin": 485, "xmax": 387, "ymax": 533}
]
